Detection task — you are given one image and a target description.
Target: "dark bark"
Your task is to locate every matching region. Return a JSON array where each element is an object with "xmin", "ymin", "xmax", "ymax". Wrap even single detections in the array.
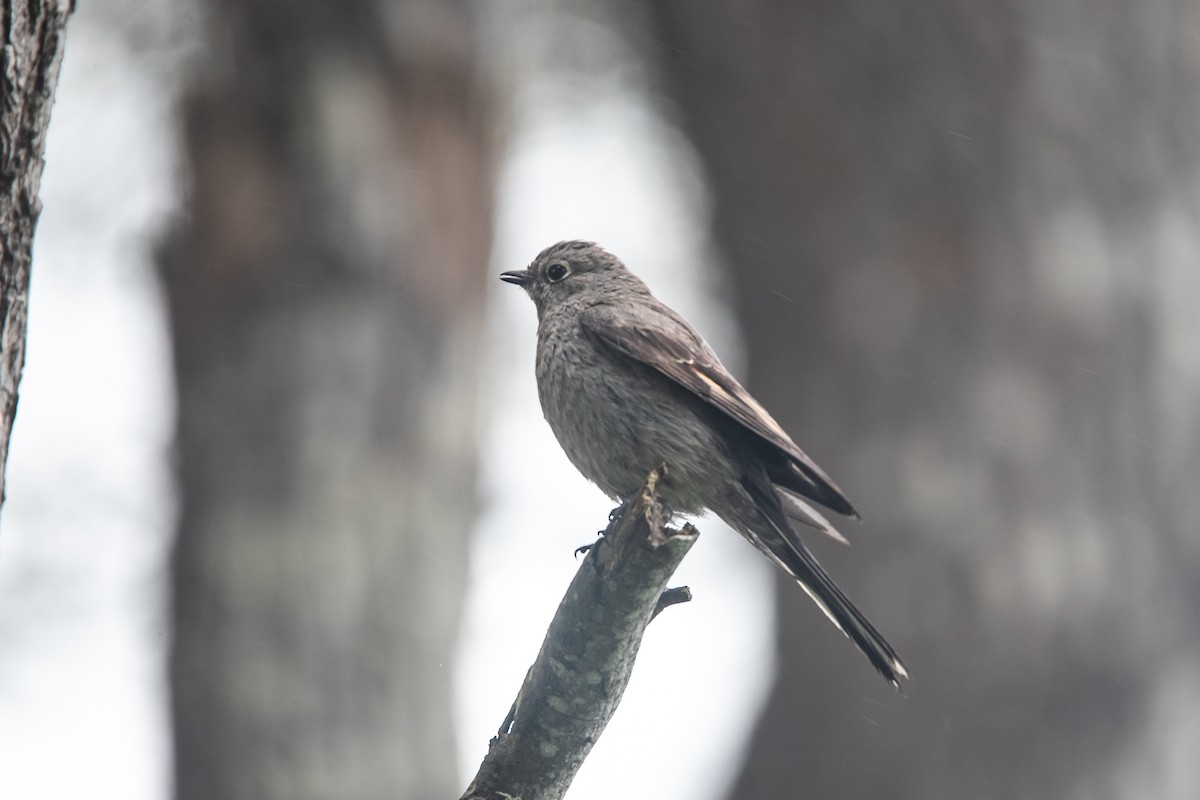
[
  {"xmin": 639, "ymin": 2, "xmax": 1200, "ymax": 798},
  {"xmin": 463, "ymin": 470, "xmax": 698, "ymax": 800},
  {"xmin": 161, "ymin": 2, "xmax": 495, "ymax": 798},
  {"xmin": 0, "ymin": 0, "xmax": 71, "ymax": 513}
]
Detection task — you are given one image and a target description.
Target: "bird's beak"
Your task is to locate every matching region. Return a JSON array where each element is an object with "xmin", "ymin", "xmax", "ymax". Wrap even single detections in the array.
[{"xmin": 500, "ymin": 269, "xmax": 533, "ymax": 286}]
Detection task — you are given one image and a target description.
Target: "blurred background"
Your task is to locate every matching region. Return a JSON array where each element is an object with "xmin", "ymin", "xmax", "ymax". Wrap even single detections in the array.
[{"xmin": 2, "ymin": 1, "xmax": 1199, "ymax": 799}]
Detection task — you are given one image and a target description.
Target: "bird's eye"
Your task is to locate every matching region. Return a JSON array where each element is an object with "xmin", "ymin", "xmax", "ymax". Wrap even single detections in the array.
[{"xmin": 546, "ymin": 263, "xmax": 570, "ymax": 282}]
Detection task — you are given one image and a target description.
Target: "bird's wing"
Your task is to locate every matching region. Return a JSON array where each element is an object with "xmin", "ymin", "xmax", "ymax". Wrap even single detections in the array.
[{"xmin": 580, "ymin": 304, "xmax": 859, "ymax": 517}]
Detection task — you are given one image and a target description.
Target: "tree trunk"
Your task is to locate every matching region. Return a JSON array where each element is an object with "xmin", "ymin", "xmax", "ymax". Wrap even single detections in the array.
[
  {"xmin": 0, "ymin": 0, "xmax": 71, "ymax": 513},
  {"xmin": 641, "ymin": 2, "xmax": 1200, "ymax": 798},
  {"xmin": 161, "ymin": 2, "xmax": 495, "ymax": 798}
]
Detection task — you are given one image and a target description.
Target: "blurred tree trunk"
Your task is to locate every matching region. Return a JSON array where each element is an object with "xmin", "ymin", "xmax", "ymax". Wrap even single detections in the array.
[
  {"xmin": 641, "ymin": 2, "xmax": 1200, "ymax": 799},
  {"xmin": 160, "ymin": 2, "xmax": 494, "ymax": 798},
  {"xmin": 0, "ymin": 0, "xmax": 71, "ymax": 512}
]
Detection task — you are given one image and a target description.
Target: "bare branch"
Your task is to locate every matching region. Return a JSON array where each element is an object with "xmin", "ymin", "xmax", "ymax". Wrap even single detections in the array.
[{"xmin": 462, "ymin": 468, "xmax": 698, "ymax": 800}]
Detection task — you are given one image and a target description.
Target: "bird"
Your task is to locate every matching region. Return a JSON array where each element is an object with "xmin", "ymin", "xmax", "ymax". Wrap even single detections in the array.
[{"xmin": 501, "ymin": 240, "xmax": 907, "ymax": 690}]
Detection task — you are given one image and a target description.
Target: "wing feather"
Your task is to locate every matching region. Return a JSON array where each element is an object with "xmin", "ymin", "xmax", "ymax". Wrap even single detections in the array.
[{"xmin": 580, "ymin": 305, "xmax": 859, "ymax": 517}]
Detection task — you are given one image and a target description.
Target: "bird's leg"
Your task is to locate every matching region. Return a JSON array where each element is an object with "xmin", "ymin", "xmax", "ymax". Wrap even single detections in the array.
[
  {"xmin": 600, "ymin": 492, "xmax": 637, "ymax": 534},
  {"xmin": 577, "ymin": 494, "xmax": 634, "ymax": 556}
]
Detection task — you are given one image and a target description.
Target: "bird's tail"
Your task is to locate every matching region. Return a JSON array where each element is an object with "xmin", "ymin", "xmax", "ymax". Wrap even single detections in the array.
[{"xmin": 739, "ymin": 480, "xmax": 908, "ymax": 690}]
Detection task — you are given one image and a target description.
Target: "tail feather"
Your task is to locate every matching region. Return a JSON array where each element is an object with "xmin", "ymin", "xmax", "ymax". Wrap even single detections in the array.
[{"xmin": 742, "ymin": 480, "xmax": 907, "ymax": 690}]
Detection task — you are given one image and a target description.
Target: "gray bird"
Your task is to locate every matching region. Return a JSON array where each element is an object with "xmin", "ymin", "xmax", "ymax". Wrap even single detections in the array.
[{"xmin": 502, "ymin": 240, "xmax": 907, "ymax": 689}]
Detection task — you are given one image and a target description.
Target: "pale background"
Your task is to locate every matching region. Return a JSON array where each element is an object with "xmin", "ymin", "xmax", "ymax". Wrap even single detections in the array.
[{"xmin": 0, "ymin": 2, "xmax": 772, "ymax": 799}]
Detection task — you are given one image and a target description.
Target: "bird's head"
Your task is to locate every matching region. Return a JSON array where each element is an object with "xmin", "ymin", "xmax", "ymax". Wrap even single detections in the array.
[{"xmin": 501, "ymin": 240, "xmax": 647, "ymax": 316}]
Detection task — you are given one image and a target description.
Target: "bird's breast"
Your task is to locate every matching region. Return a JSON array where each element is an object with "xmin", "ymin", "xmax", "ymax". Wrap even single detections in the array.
[{"xmin": 533, "ymin": 315, "xmax": 733, "ymax": 511}]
